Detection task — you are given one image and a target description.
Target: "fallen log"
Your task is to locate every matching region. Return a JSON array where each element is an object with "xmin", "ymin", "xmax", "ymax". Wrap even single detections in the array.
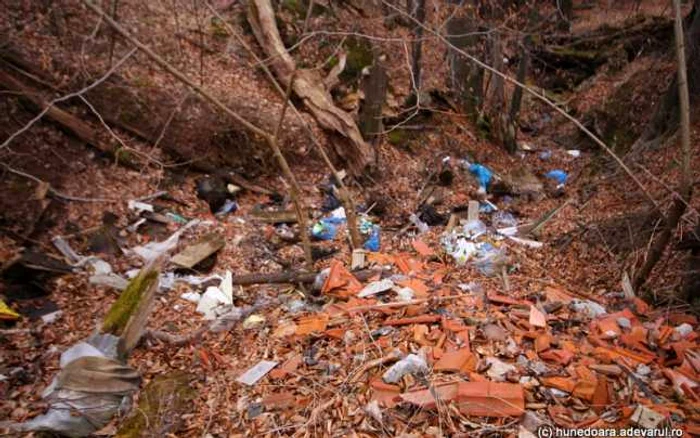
[
  {"xmin": 247, "ymin": 0, "xmax": 375, "ymax": 175},
  {"xmin": 0, "ymin": 69, "xmax": 141, "ymax": 170}
]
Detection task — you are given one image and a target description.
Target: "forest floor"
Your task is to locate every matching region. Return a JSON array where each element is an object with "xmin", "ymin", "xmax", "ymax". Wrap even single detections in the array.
[{"xmin": 2, "ymin": 0, "xmax": 700, "ymax": 437}]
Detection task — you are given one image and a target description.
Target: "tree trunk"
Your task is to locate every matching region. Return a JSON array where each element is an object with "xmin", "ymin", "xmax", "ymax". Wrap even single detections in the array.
[
  {"xmin": 634, "ymin": 0, "xmax": 694, "ymax": 292},
  {"xmin": 637, "ymin": 0, "xmax": 700, "ymax": 146},
  {"xmin": 359, "ymin": 50, "xmax": 388, "ymax": 143},
  {"xmin": 247, "ymin": 0, "xmax": 375, "ymax": 176},
  {"xmin": 410, "ymin": 0, "xmax": 426, "ymax": 91},
  {"xmin": 447, "ymin": 15, "xmax": 484, "ymax": 121},
  {"xmin": 504, "ymin": 37, "xmax": 530, "ymax": 154}
]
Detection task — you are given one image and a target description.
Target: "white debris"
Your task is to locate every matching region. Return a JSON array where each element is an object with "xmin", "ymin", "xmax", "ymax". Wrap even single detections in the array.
[
  {"xmin": 196, "ymin": 286, "xmax": 233, "ymax": 320},
  {"xmin": 127, "ymin": 200, "xmax": 154, "ymax": 213},
  {"xmin": 630, "ymin": 405, "xmax": 665, "ymax": 429},
  {"xmin": 396, "ymin": 287, "xmax": 415, "ymax": 302},
  {"xmin": 507, "ymin": 236, "xmax": 543, "ymax": 249},
  {"xmin": 382, "ymin": 353, "xmax": 428, "ymax": 383},
  {"xmin": 571, "ymin": 299, "xmax": 607, "ymax": 318},
  {"xmin": 358, "ymin": 279, "xmax": 395, "ymax": 298},
  {"xmin": 330, "ymin": 207, "xmax": 346, "ymax": 220},
  {"xmin": 221, "ymin": 270, "xmax": 233, "ymax": 300},
  {"xmin": 90, "ymin": 273, "xmax": 129, "ymax": 290},
  {"xmin": 364, "ymin": 400, "xmax": 383, "ymax": 424},
  {"xmin": 41, "ymin": 311, "xmax": 63, "ymax": 324},
  {"xmin": 485, "ymin": 357, "xmax": 516, "ymax": 382},
  {"xmin": 236, "ymin": 360, "xmax": 278, "ymax": 386},
  {"xmin": 566, "ymin": 149, "xmax": 581, "ymax": 158},
  {"xmin": 675, "ymin": 323, "xmax": 693, "ymax": 338},
  {"xmin": 131, "ymin": 219, "xmax": 199, "ymax": 261},
  {"xmin": 617, "ymin": 317, "xmax": 632, "ymax": 330},
  {"xmin": 180, "ymin": 292, "xmax": 201, "ymax": 303}
]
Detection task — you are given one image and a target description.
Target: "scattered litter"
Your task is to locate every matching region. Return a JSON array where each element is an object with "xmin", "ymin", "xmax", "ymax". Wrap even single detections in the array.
[
  {"xmin": 675, "ymin": 323, "xmax": 693, "ymax": 338},
  {"xmin": 382, "ymin": 354, "xmax": 428, "ymax": 383},
  {"xmin": 570, "ymin": 299, "xmax": 607, "ymax": 318},
  {"xmin": 89, "ymin": 274, "xmax": 129, "ymax": 290},
  {"xmin": 311, "ymin": 217, "xmax": 341, "ymax": 240},
  {"xmin": 131, "ymin": 219, "xmax": 199, "ymax": 261},
  {"xmin": 128, "ymin": 200, "xmax": 154, "ymax": 213},
  {"xmin": 396, "ymin": 287, "xmax": 415, "ymax": 301},
  {"xmin": 617, "ymin": 317, "xmax": 631, "ymax": 329},
  {"xmin": 507, "ymin": 236, "xmax": 543, "ymax": 249},
  {"xmin": 630, "ymin": 405, "xmax": 665, "ymax": 429},
  {"xmin": 363, "ymin": 224, "xmax": 381, "ymax": 252},
  {"xmin": 236, "ymin": 360, "xmax": 278, "ymax": 386},
  {"xmin": 364, "ymin": 400, "xmax": 383, "ymax": 424},
  {"xmin": 41, "ymin": 310, "xmax": 62, "ymax": 324},
  {"xmin": 566, "ymin": 149, "xmax": 581, "ymax": 158},
  {"xmin": 358, "ymin": 279, "xmax": 395, "ymax": 298},
  {"xmin": 196, "ymin": 285, "xmax": 233, "ymax": 320},
  {"xmin": 216, "ymin": 199, "xmax": 238, "ymax": 216},
  {"xmin": 242, "ymin": 314, "xmax": 266, "ymax": 329},
  {"xmin": 467, "ymin": 163, "xmax": 494, "ymax": 191},
  {"xmin": 0, "ymin": 299, "xmax": 20, "ymax": 321},
  {"xmin": 545, "ymin": 169, "xmax": 568, "ymax": 186},
  {"xmin": 409, "ymin": 213, "xmax": 429, "ymax": 234},
  {"xmin": 180, "ymin": 292, "xmax": 201, "ymax": 303},
  {"xmin": 485, "ymin": 357, "xmax": 516, "ymax": 381},
  {"xmin": 539, "ymin": 150, "xmax": 552, "ymax": 160},
  {"xmin": 492, "ymin": 211, "xmax": 518, "ymax": 229}
]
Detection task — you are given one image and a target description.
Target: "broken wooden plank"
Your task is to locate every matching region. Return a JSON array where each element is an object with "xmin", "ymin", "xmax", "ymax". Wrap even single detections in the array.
[
  {"xmin": 102, "ymin": 258, "xmax": 162, "ymax": 358},
  {"xmin": 171, "ymin": 233, "xmax": 225, "ymax": 269}
]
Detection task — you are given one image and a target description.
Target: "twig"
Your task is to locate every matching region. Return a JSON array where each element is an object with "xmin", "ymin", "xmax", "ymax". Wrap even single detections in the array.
[
  {"xmin": 348, "ymin": 349, "xmax": 402, "ymax": 383},
  {"xmin": 0, "ymin": 48, "xmax": 137, "ymax": 151}
]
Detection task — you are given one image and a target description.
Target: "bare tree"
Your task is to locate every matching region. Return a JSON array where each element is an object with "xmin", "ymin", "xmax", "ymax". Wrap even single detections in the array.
[{"xmin": 634, "ymin": 0, "xmax": 694, "ymax": 291}]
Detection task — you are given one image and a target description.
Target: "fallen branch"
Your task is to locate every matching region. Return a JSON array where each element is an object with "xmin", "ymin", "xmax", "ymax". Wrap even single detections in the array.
[
  {"xmin": 230, "ymin": 268, "xmax": 379, "ymax": 286},
  {"xmin": 247, "ymin": 0, "xmax": 376, "ymax": 176},
  {"xmin": 0, "ymin": 48, "xmax": 137, "ymax": 152}
]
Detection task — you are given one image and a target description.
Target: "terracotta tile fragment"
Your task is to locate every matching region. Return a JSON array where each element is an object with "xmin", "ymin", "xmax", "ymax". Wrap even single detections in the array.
[
  {"xmin": 540, "ymin": 349, "xmax": 575, "ymax": 365},
  {"xmin": 412, "ymin": 239, "xmax": 435, "ymax": 257},
  {"xmin": 433, "ymin": 348, "xmax": 474, "ymax": 373},
  {"xmin": 384, "ymin": 314, "xmax": 441, "ymax": 326}
]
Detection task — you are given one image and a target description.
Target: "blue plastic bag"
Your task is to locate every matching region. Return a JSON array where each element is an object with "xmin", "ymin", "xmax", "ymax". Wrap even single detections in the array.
[
  {"xmin": 363, "ymin": 226, "xmax": 381, "ymax": 252},
  {"xmin": 468, "ymin": 163, "xmax": 493, "ymax": 190},
  {"xmin": 311, "ymin": 218, "xmax": 338, "ymax": 240},
  {"xmin": 545, "ymin": 169, "xmax": 568, "ymax": 185}
]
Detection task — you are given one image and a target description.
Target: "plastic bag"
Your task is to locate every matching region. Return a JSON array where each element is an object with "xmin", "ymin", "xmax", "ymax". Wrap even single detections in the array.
[
  {"xmin": 363, "ymin": 226, "xmax": 381, "ymax": 252},
  {"xmin": 468, "ymin": 163, "xmax": 493, "ymax": 190}
]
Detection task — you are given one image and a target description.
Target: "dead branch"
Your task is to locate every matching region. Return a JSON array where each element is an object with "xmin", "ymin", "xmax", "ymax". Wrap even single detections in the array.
[
  {"xmin": 230, "ymin": 268, "xmax": 379, "ymax": 286},
  {"xmin": 0, "ymin": 48, "xmax": 137, "ymax": 152},
  {"xmin": 247, "ymin": 0, "xmax": 376, "ymax": 176}
]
